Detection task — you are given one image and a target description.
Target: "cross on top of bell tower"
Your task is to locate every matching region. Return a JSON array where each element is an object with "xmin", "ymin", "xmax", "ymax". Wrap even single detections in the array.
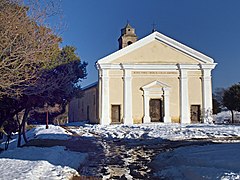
[{"xmin": 118, "ymin": 22, "xmax": 138, "ymax": 49}]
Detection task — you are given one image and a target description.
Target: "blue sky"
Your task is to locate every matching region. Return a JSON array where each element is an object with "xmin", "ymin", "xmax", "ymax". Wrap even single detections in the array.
[{"xmin": 59, "ymin": 0, "xmax": 240, "ymax": 90}]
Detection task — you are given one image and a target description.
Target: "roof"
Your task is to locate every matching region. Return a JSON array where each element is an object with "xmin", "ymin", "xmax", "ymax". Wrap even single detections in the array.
[
  {"xmin": 97, "ymin": 31, "xmax": 215, "ymax": 64},
  {"xmin": 81, "ymin": 81, "xmax": 98, "ymax": 91},
  {"xmin": 125, "ymin": 23, "xmax": 132, "ymax": 29}
]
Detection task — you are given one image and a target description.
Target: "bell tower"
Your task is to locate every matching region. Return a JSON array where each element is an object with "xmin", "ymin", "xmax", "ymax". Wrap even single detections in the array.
[{"xmin": 118, "ymin": 23, "xmax": 137, "ymax": 49}]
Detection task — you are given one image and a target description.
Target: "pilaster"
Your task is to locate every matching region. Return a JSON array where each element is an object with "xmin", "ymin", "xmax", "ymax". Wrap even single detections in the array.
[
  {"xmin": 100, "ymin": 69, "xmax": 111, "ymax": 125},
  {"xmin": 123, "ymin": 69, "xmax": 133, "ymax": 125},
  {"xmin": 163, "ymin": 87, "xmax": 171, "ymax": 123},
  {"xmin": 200, "ymin": 64, "xmax": 215, "ymax": 123},
  {"xmin": 178, "ymin": 65, "xmax": 190, "ymax": 124},
  {"xmin": 143, "ymin": 91, "xmax": 151, "ymax": 123}
]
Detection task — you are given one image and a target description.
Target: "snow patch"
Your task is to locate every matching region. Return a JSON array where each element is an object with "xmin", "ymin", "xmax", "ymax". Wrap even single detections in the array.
[
  {"xmin": 69, "ymin": 123, "xmax": 240, "ymax": 141},
  {"xmin": 152, "ymin": 143, "xmax": 240, "ymax": 179},
  {"xmin": 27, "ymin": 125, "xmax": 72, "ymax": 140},
  {"xmin": 0, "ymin": 146, "xmax": 87, "ymax": 180}
]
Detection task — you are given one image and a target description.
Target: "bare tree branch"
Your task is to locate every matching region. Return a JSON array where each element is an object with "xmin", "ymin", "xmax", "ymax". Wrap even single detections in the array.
[{"xmin": 0, "ymin": 0, "xmax": 63, "ymax": 99}]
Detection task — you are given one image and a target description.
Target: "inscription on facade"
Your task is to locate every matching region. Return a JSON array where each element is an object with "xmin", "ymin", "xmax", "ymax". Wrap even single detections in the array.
[{"xmin": 133, "ymin": 71, "xmax": 177, "ymax": 75}]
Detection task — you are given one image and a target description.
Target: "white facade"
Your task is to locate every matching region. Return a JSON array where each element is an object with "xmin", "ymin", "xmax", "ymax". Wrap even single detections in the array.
[{"xmin": 95, "ymin": 31, "xmax": 216, "ymax": 125}]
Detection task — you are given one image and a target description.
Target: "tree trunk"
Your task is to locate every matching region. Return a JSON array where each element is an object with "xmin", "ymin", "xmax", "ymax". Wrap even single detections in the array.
[
  {"xmin": 17, "ymin": 108, "xmax": 30, "ymax": 147},
  {"xmin": 17, "ymin": 123, "xmax": 22, "ymax": 147},
  {"xmin": 22, "ymin": 123, "xmax": 27, "ymax": 143},
  {"xmin": 16, "ymin": 113, "xmax": 20, "ymax": 126},
  {"xmin": 22, "ymin": 123, "xmax": 28, "ymax": 143},
  {"xmin": 16, "ymin": 113, "xmax": 21, "ymax": 147},
  {"xmin": 231, "ymin": 110, "xmax": 234, "ymax": 124},
  {"xmin": 22, "ymin": 108, "xmax": 30, "ymax": 144}
]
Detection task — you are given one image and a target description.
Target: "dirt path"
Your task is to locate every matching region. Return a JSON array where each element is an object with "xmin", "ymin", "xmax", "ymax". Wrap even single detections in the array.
[{"xmin": 62, "ymin": 125, "xmax": 219, "ymax": 180}]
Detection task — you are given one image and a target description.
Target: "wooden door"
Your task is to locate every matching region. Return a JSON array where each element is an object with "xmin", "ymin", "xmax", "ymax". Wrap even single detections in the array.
[
  {"xmin": 149, "ymin": 99, "xmax": 163, "ymax": 122},
  {"xmin": 191, "ymin": 105, "xmax": 201, "ymax": 123},
  {"xmin": 111, "ymin": 105, "xmax": 121, "ymax": 123}
]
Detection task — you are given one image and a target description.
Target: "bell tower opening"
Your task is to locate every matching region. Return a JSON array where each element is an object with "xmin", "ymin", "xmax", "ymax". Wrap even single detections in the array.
[
  {"xmin": 127, "ymin": 41, "xmax": 133, "ymax": 45},
  {"xmin": 118, "ymin": 23, "xmax": 137, "ymax": 49}
]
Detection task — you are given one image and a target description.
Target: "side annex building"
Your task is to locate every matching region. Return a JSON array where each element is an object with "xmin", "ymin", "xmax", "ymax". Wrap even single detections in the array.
[{"xmin": 68, "ymin": 24, "xmax": 217, "ymax": 125}]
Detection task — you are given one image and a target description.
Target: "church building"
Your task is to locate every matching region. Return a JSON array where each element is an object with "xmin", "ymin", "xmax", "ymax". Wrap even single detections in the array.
[{"xmin": 68, "ymin": 24, "xmax": 217, "ymax": 125}]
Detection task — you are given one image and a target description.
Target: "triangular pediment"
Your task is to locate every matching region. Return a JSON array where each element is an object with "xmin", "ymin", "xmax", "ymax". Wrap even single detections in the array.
[
  {"xmin": 142, "ymin": 81, "xmax": 170, "ymax": 90},
  {"xmin": 112, "ymin": 40, "xmax": 201, "ymax": 64},
  {"xmin": 97, "ymin": 31, "xmax": 214, "ymax": 65}
]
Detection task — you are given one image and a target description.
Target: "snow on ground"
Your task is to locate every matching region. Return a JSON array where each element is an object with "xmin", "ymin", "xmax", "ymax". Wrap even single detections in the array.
[
  {"xmin": 66, "ymin": 122, "xmax": 240, "ymax": 179},
  {"xmin": 214, "ymin": 110, "xmax": 240, "ymax": 124},
  {"xmin": 0, "ymin": 125, "xmax": 87, "ymax": 180},
  {"xmin": 1, "ymin": 118, "xmax": 240, "ymax": 179},
  {"xmin": 27, "ymin": 125, "xmax": 72, "ymax": 140},
  {"xmin": 152, "ymin": 143, "xmax": 240, "ymax": 179},
  {"xmin": 0, "ymin": 146, "xmax": 87, "ymax": 180},
  {"xmin": 214, "ymin": 110, "xmax": 232, "ymax": 124},
  {"xmin": 0, "ymin": 125, "xmax": 72, "ymax": 150},
  {"xmin": 69, "ymin": 123, "xmax": 240, "ymax": 142}
]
